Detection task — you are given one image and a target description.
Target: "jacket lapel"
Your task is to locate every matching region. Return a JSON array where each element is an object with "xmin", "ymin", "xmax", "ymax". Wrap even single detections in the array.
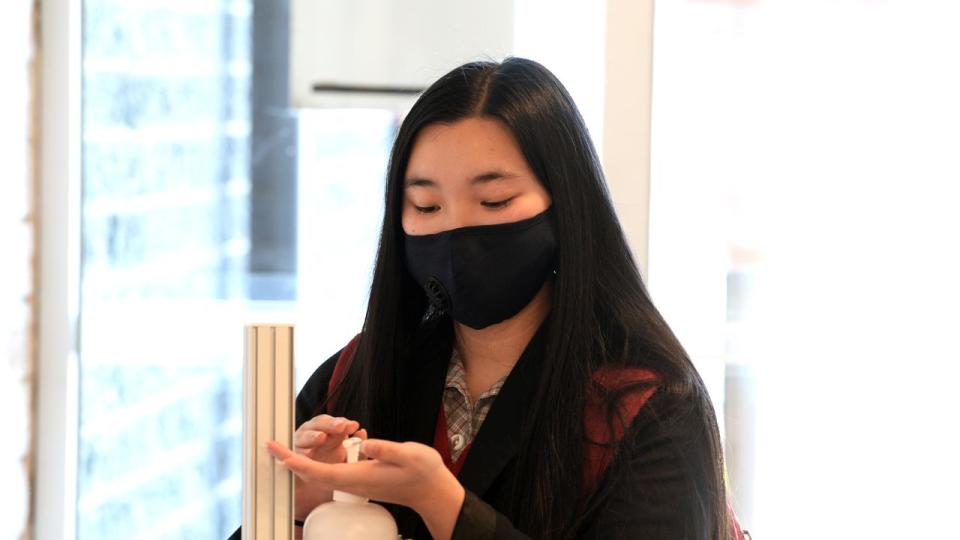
[{"xmin": 456, "ymin": 316, "xmax": 551, "ymax": 498}]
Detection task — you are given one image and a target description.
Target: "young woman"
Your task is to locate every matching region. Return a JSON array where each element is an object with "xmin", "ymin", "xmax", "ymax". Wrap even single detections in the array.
[{"xmin": 261, "ymin": 57, "xmax": 743, "ymax": 539}]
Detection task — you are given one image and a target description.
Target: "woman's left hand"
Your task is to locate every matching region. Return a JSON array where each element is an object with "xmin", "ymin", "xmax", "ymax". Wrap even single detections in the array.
[{"xmin": 266, "ymin": 438, "xmax": 466, "ymax": 540}]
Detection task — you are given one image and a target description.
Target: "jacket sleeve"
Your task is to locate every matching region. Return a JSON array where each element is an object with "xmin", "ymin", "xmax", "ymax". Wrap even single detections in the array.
[
  {"xmin": 578, "ymin": 404, "xmax": 700, "ymax": 540},
  {"xmin": 451, "ymin": 409, "xmax": 700, "ymax": 540},
  {"xmin": 226, "ymin": 346, "xmax": 346, "ymax": 540},
  {"xmin": 451, "ymin": 489, "xmax": 527, "ymax": 540}
]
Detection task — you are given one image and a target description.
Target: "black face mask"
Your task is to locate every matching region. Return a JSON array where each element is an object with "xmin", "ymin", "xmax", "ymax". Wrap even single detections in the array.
[{"xmin": 403, "ymin": 208, "xmax": 558, "ymax": 330}]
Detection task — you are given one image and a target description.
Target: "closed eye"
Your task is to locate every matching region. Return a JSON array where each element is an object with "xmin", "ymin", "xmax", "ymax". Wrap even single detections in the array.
[
  {"xmin": 414, "ymin": 205, "xmax": 440, "ymax": 214},
  {"xmin": 481, "ymin": 197, "xmax": 516, "ymax": 209}
]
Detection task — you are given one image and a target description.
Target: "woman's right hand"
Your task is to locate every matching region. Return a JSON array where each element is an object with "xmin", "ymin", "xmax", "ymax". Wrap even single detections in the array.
[{"xmin": 292, "ymin": 414, "xmax": 367, "ymax": 520}]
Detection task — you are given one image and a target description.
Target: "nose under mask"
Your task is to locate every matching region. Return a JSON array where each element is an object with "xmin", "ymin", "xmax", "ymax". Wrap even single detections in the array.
[{"xmin": 403, "ymin": 208, "xmax": 558, "ymax": 329}]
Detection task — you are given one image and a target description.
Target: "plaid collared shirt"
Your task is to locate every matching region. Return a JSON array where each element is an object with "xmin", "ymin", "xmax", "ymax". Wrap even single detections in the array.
[{"xmin": 443, "ymin": 347, "xmax": 510, "ymax": 462}]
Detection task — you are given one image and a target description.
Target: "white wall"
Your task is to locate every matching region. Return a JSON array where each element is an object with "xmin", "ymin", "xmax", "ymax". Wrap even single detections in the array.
[{"xmin": 602, "ymin": 0, "xmax": 653, "ymax": 278}]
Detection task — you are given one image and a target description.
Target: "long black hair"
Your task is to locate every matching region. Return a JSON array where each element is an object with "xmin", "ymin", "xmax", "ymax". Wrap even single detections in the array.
[{"xmin": 326, "ymin": 57, "xmax": 730, "ymax": 539}]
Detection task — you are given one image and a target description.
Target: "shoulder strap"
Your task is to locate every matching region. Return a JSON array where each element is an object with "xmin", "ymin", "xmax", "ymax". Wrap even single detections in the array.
[
  {"xmin": 582, "ymin": 366, "xmax": 659, "ymax": 495},
  {"xmin": 326, "ymin": 333, "xmax": 362, "ymax": 411}
]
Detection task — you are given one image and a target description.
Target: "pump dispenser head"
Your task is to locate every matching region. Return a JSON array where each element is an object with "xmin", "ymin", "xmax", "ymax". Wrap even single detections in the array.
[
  {"xmin": 332, "ymin": 437, "xmax": 367, "ymax": 503},
  {"xmin": 302, "ymin": 435, "xmax": 399, "ymax": 539}
]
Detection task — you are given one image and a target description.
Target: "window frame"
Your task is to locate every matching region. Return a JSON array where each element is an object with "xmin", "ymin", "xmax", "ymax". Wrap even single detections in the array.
[{"xmin": 35, "ymin": 0, "xmax": 81, "ymax": 538}]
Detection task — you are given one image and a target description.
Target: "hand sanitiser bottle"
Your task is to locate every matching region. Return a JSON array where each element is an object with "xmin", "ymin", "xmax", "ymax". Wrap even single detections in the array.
[{"xmin": 302, "ymin": 437, "xmax": 399, "ymax": 540}]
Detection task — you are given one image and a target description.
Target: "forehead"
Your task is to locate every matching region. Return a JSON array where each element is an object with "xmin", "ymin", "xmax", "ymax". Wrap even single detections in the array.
[{"xmin": 405, "ymin": 117, "xmax": 531, "ymax": 179}]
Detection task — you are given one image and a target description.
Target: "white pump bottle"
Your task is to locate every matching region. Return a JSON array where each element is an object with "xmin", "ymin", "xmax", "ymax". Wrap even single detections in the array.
[{"xmin": 301, "ymin": 437, "xmax": 399, "ymax": 540}]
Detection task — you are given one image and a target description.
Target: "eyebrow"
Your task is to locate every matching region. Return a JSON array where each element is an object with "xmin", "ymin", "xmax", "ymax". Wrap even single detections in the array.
[{"xmin": 404, "ymin": 170, "xmax": 518, "ymax": 188}]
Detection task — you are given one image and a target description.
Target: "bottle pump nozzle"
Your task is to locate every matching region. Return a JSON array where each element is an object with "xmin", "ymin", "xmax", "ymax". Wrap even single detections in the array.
[{"xmin": 332, "ymin": 437, "xmax": 367, "ymax": 503}]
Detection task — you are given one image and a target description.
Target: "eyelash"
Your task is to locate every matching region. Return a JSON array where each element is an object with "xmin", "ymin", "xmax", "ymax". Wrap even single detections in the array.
[
  {"xmin": 481, "ymin": 198, "xmax": 514, "ymax": 209},
  {"xmin": 414, "ymin": 197, "xmax": 515, "ymax": 214}
]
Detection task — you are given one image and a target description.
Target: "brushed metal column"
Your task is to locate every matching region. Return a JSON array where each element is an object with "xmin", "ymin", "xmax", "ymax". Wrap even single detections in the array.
[{"xmin": 243, "ymin": 324, "xmax": 294, "ymax": 540}]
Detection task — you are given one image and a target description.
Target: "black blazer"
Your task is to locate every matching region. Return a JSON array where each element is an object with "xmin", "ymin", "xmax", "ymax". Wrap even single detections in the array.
[{"xmin": 230, "ymin": 316, "xmax": 704, "ymax": 539}]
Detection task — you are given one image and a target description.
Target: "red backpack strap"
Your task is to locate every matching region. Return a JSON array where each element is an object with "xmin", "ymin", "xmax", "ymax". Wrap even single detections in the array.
[
  {"xmin": 582, "ymin": 366, "xmax": 659, "ymax": 495},
  {"xmin": 326, "ymin": 333, "xmax": 362, "ymax": 411}
]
